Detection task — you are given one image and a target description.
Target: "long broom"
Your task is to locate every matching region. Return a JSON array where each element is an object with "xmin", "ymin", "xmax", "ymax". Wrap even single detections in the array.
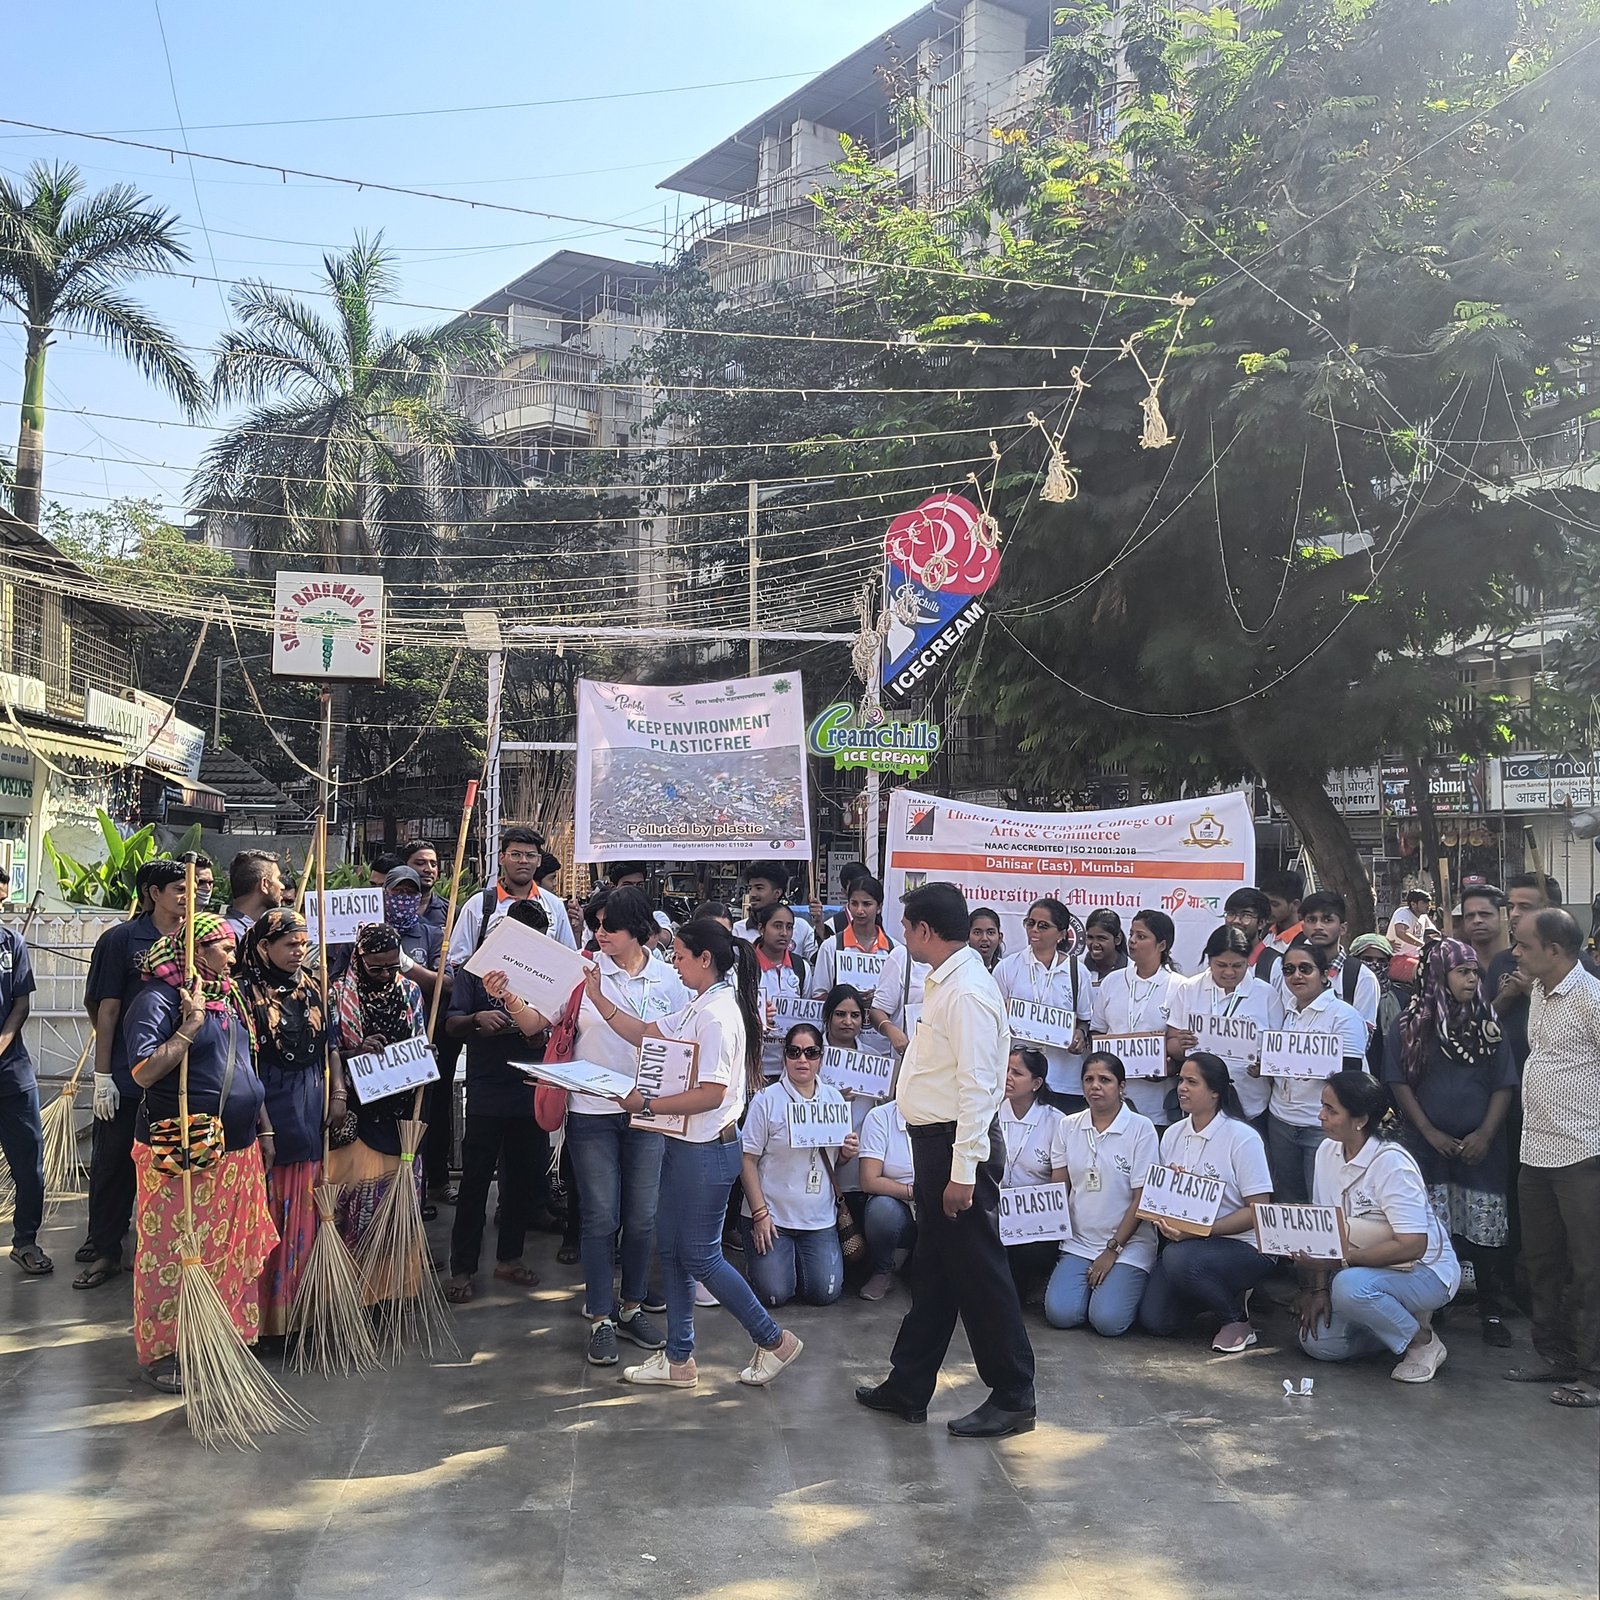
[
  {"xmin": 41, "ymin": 1036, "xmax": 92, "ymax": 1211},
  {"xmin": 355, "ymin": 779, "xmax": 478, "ymax": 1361},
  {"xmin": 171, "ymin": 862, "xmax": 311, "ymax": 1448},
  {"xmin": 288, "ymin": 814, "xmax": 379, "ymax": 1376}
]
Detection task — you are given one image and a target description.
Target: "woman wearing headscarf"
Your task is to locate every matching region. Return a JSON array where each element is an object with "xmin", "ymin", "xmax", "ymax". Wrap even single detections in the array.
[
  {"xmin": 327, "ymin": 923, "xmax": 428, "ymax": 1258},
  {"xmin": 238, "ymin": 908, "xmax": 337, "ymax": 1338},
  {"xmin": 1382, "ymin": 938, "xmax": 1519, "ymax": 1346},
  {"xmin": 123, "ymin": 914, "xmax": 273, "ymax": 1392}
]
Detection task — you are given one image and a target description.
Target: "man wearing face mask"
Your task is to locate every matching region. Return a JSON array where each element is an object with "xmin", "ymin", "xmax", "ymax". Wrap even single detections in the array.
[{"xmin": 383, "ymin": 864, "xmax": 443, "ymax": 1001}]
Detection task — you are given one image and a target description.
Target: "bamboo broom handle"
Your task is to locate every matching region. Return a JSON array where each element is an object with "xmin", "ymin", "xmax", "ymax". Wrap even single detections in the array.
[
  {"xmin": 179, "ymin": 862, "xmax": 197, "ymax": 1234},
  {"xmin": 316, "ymin": 812, "xmax": 334, "ymax": 1163}
]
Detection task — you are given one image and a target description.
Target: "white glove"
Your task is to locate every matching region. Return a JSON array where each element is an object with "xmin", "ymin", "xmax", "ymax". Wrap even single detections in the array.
[{"xmin": 93, "ymin": 1072, "xmax": 121, "ymax": 1121}]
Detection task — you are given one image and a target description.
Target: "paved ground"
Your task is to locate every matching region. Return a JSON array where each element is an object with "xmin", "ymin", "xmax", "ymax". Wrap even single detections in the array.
[{"xmin": 1, "ymin": 1198, "xmax": 1595, "ymax": 1600}]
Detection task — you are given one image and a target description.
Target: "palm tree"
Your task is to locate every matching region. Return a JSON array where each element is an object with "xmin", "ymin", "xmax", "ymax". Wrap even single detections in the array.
[
  {"xmin": 0, "ymin": 162, "xmax": 204, "ymax": 529},
  {"xmin": 191, "ymin": 235, "xmax": 512, "ymax": 572}
]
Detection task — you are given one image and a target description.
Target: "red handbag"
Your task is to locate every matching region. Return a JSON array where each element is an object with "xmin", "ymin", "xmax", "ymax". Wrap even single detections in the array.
[{"xmin": 534, "ymin": 980, "xmax": 586, "ymax": 1133}]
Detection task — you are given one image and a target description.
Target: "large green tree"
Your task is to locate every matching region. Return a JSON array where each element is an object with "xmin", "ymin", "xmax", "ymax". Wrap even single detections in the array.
[
  {"xmin": 802, "ymin": 0, "xmax": 1600, "ymax": 926},
  {"xmin": 0, "ymin": 162, "xmax": 204, "ymax": 530}
]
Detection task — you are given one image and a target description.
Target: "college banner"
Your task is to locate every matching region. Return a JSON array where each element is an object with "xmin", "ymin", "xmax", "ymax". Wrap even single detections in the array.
[
  {"xmin": 574, "ymin": 674, "xmax": 812, "ymax": 861},
  {"xmin": 882, "ymin": 790, "xmax": 1255, "ymax": 970}
]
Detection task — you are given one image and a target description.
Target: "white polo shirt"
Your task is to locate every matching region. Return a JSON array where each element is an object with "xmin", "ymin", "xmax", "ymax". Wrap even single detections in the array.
[
  {"xmin": 1276, "ymin": 947, "xmax": 1380, "ymax": 1028},
  {"xmin": 998, "ymin": 1099, "xmax": 1068, "ymax": 1188},
  {"xmin": 1092, "ymin": 965, "xmax": 1179, "ymax": 1121},
  {"xmin": 1312, "ymin": 1135, "xmax": 1460, "ymax": 1295},
  {"xmin": 755, "ymin": 955, "xmax": 806, "ymax": 1079},
  {"xmin": 656, "ymin": 980, "xmax": 748, "ymax": 1143},
  {"xmin": 994, "ymin": 948, "xmax": 1094, "ymax": 1096},
  {"xmin": 570, "ymin": 950, "xmax": 688, "ymax": 1115},
  {"xmin": 810, "ymin": 933, "xmax": 894, "ymax": 1058},
  {"xmin": 1159, "ymin": 1113, "xmax": 1273, "ymax": 1215},
  {"xmin": 740, "ymin": 1077, "xmax": 849, "ymax": 1231},
  {"xmin": 733, "ymin": 910, "xmax": 817, "ymax": 961},
  {"xmin": 1164, "ymin": 971, "xmax": 1285, "ymax": 1121},
  {"xmin": 858, "ymin": 1100, "xmax": 914, "ymax": 1186},
  {"xmin": 873, "ymin": 943, "xmax": 930, "ymax": 1045},
  {"xmin": 1056, "ymin": 1105, "xmax": 1160, "ymax": 1272},
  {"xmin": 1270, "ymin": 988, "xmax": 1369, "ymax": 1128}
]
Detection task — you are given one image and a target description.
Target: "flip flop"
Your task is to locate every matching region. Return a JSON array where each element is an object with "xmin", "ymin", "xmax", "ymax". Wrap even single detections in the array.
[
  {"xmin": 72, "ymin": 1261, "xmax": 122, "ymax": 1290},
  {"xmin": 1504, "ymin": 1364, "xmax": 1578, "ymax": 1383},
  {"xmin": 10, "ymin": 1246, "xmax": 54, "ymax": 1276},
  {"xmin": 493, "ymin": 1264, "xmax": 540, "ymax": 1287},
  {"xmin": 1551, "ymin": 1384, "xmax": 1600, "ymax": 1409},
  {"xmin": 74, "ymin": 1241, "xmax": 97, "ymax": 1264},
  {"xmin": 142, "ymin": 1361, "xmax": 183, "ymax": 1394},
  {"xmin": 444, "ymin": 1278, "xmax": 475, "ymax": 1304}
]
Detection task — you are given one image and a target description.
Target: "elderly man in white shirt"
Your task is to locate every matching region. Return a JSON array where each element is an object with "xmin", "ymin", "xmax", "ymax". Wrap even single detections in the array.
[
  {"xmin": 1505, "ymin": 908, "xmax": 1600, "ymax": 1409},
  {"xmin": 854, "ymin": 883, "xmax": 1036, "ymax": 1440}
]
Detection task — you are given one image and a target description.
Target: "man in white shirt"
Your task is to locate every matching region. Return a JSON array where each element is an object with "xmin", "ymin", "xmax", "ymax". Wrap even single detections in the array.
[
  {"xmin": 1385, "ymin": 889, "xmax": 1437, "ymax": 952},
  {"xmin": 731, "ymin": 861, "xmax": 817, "ymax": 962},
  {"xmin": 1507, "ymin": 909, "xmax": 1600, "ymax": 1409},
  {"xmin": 855, "ymin": 883, "xmax": 1036, "ymax": 1439},
  {"xmin": 446, "ymin": 825, "xmax": 578, "ymax": 972}
]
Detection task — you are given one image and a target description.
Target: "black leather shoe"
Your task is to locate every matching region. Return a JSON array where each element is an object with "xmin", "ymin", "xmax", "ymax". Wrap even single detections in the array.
[
  {"xmin": 947, "ymin": 1400, "xmax": 1036, "ymax": 1439},
  {"xmin": 854, "ymin": 1382, "xmax": 926, "ymax": 1424}
]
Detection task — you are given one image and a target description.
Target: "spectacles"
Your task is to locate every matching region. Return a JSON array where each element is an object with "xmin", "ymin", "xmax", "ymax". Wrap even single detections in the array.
[
  {"xmin": 1023, "ymin": 919, "xmax": 1059, "ymax": 932},
  {"xmin": 1281, "ymin": 961, "xmax": 1318, "ymax": 976},
  {"xmin": 784, "ymin": 1046, "xmax": 822, "ymax": 1060}
]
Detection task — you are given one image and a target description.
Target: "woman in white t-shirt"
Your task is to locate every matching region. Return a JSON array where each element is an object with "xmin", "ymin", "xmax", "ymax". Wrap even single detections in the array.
[
  {"xmin": 868, "ymin": 941, "xmax": 929, "ymax": 1056},
  {"xmin": 1091, "ymin": 908, "xmax": 1185, "ymax": 1126},
  {"xmin": 751, "ymin": 901, "xmax": 806, "ymax": 1080},
  {"xmin": 856, "ymin": 1097, "xmax": 916, "ymax": 1302},
  {"xmin": 739, "ymin": 1022, "xmax": 857, "ymax": 1308},
  {"xmin": 993, "ymin": 897, "xmax": 1093, "ymax": 1106},
  {"xmin": 1165, "ymin": 925, "xmax": 1284, "ymax": 1125},
  {"xmin": 821, "ymin": 984, "xmax": 889, "ymax": 1200},
  {"xmin": 999, "ymin": 1047, "xmax": 1069, "ymax": 1303},
  {"xmin": 1138, "ymin": 1053, "xmax": 1275, "ymax": 1353},
  {"xmin": 584, "ymin": 918, "xmax": 803, "ymax": 1390},
  {"xmin": 1044, "ymin": 1050, "xmax": 1160, "ymax": 1336},
  {"xmin": 1299, "ymin": 1071, "xmax": 1460, "ymax": 1383}
]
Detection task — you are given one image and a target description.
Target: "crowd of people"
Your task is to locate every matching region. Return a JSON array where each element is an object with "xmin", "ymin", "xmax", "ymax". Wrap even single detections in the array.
[{"xmin": 0, "ymin": 839, "xmax": 1596, "ymax": 1421}]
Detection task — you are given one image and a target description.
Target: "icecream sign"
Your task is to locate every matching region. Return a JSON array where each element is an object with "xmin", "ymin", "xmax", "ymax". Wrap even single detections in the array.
[
  {"xmin": 807, "ymin": 701, "xmax": 941, "ymax": 777},
  {"xmin": 272, "ymin": 572, "xmax": 386, "ymax": 681}
]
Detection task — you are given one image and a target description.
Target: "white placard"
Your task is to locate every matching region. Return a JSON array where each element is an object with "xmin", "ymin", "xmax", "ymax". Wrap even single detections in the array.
[
  {"xmin": 820, "ymin": 1045, "xmax": 895, "ymax": 1099},
  {"xmin": 1255, "ymin": 1202, "xmax": 1346, "ymax": 1261},
  {"xmin": 304, "ymin": 887, "xmax": 384, "ymax": 948},
  {"xmin": 1136, "ymin": 1162, "xmax": 1224, "ymax": 1236},
  {"xmin": 785, "ymin": 1096, "xmax": 853, "ymax": 1148},
  {"xmin": 834, "ymin": 947, "xmax": 889, "ymax": 992},
  {"xmin": 463, "ymin": 918, "xmax": 590, "ymax": 1020},
  {"xmin": 345, "ymin": 1035, "xmax": 439, "ymax": 1101},
  {"xmin": 517, "ymin": 1057, "xmax": 636, "ymax": 1101},
  {"xmin": 998, "ymin": 1182, "xmax": 1074, "ymax": 1244},
  {"xmin": 1007, "ymin": 998, "xmax": 1081, "ymax": 1052},
  {"xmin": 772, "ymin": 993, "xmax": 824, "ymax": 1030},
  {"xmin": 630, "ymin": 1036, "xmax": 699, "ymax": 1137},
  {"xmin": 1259, "ymin": 1028, "xmax": 1344, "ymax": 1078},
  {"xmin": 1095, "ymin": 1032, "xmax": 1168, "ymax": 1078},
  {"xmin": 1196, "ymin": 1012, "xmax": 1259, "ymax": 1065},
  {"xmin": 272, "ymin": 571, "xmax": 386, "ymax": 680}
]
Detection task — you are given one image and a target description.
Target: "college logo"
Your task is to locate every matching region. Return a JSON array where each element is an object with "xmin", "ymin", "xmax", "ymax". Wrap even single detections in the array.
[
  {"xmin": 1182, "ymin": 808, "xmax": 1229, "ymax": 849},
  {"xmin": 906, "ymin": 805, "xmax": 938, "ymax": 839}
]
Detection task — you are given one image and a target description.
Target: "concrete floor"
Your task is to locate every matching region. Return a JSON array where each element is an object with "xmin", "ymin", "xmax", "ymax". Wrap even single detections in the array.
[{"xmin": 1, "ymin": 1200, "xmax": 1595, "ymax": 1600}]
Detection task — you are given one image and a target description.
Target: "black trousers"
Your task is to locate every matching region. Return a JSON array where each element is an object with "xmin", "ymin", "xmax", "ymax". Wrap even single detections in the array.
[
  {"xmin": 449, "ymin": 1113, "xmax": 547, "ymax": 1276},
  {"xmin": 86, "ymin": 1096, "xmax": 141, "ymax": 1262},
  {"xmin": 423, "ymin": 1033, "xmax": 462, "ymax": 1189},
  {"xmin": 886, "ymin": 1120, "xmax": 1036, "ymax": 1411}
]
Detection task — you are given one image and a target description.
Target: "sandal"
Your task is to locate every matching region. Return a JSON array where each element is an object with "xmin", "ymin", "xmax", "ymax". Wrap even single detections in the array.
[
  {"xmin": 493, "ymin": 1263, "xmax": 540, "ymax": 1287},
  {"xmin": 444, "ymin": 1276, "xmax": 475, "ymax": 1304},
  {"xmin": 74, "ymin": 1240, "xmax": 97, "ymax": 1264},
  {"xmin": 1551, "ymin": 1384, "xmax": 1600, "ymax": 1409},
  {"xmin": 72, "ymin": 1260, "xmax": 122, "ymax": 1290},
  {"xmin": 10, "ymin": 1245, "xmax": 54, "ymax": 1276},
  {"xmin": 1480, "ymin": 1316, "xmax": 1512, "ymax": 1348},
  {"xmin": 142, "ymin": 1360, "xmax": 183, "ymax": 1394},
  {"xmin": 556, "ymin": 1244, "xmax": 580, "ymax": 1266},
  {"xmin": 420, "ymin": 1203, "xmax": 439, "ymax": 1222},
  {"xmin": 1504, "ymin": 1363, "xmax": 1578, "ymax": 1383}
]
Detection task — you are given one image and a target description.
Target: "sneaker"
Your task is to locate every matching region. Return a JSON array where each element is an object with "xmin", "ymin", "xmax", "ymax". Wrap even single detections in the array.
[
  {"xmin": 738, "ymin": 1333, "xmax": 803, "ymax": 1387},
  {"xmin": 694, "ymin": 1282, "xmax": 719, "ymax": 1308},
  {"xmin": 1392, "ymin": 1334, "xmax": 1448, "ymax": 1384},
  {"xmin": 586, "ymin": 1319, "xmax": 619, "ymax": 1367},
  {"xmin": 622, "ymin": 1350, "xmax": 697, "ymax": 1388},
  {"xmin": 1212, "ymin": 1321, "xmax": 1258, "ymax": 1354},
  {"xmin": 859, "ymin": 1270, "xmax": 894, "ymax": 1302},
  {"xmin": 616, "ymin": 1309, "xmax": 666, "ymax": 1351}
]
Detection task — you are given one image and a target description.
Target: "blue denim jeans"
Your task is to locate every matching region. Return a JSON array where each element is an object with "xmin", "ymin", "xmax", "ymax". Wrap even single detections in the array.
[
  {"xmin": 1139, "ymin": 1236, "xmax": 1273, "ymax": 1333},
  {"xmin": 739, "ymin": 1218, "xmax": 844, "ymax": 1306},
  {"xmin": 1044, "ymin": 1253, "xmax": 1149, "ymax": 1336},
  {"xmin": 862, "ymin": 1193, "xmax": 916, "ymax": 1275},
  {"xmin": 0, "ymin": 1086, "xmax": 44, "ymax": 1249},
  {"xmin": 566, "ymin": 1112, "xmax": 664, "ymax": 1320},
  {"xmin": 659, "ymin": 1135, "xmax": 781, "ymax": 1363},
  {"xmin": 1300, "ymin": 1265, "xmax": 1453, "ymax": 1360},
  {"xmin": 1267, "ymin": 1115, "xmax": 1324, "ymax": 1204}
]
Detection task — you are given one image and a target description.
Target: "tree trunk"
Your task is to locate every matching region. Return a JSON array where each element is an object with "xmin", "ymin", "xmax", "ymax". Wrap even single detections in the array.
[
  {"xmin": 12, "ymin": 330, "xmax": 48, "ymax": 529},
  {"xmin": 1247, "ymin": 752, "xmax": 1377, "ymax": 935},
  {"xmin": 1406, "ymin": 754, "xmax": 1444, "ymax": 906}
]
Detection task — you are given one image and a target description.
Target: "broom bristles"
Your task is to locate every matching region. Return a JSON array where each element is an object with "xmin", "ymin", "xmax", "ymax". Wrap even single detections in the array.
[
  {"xmin": 174, "ymin": 1230, "xmax": 314, "ymax": 1450},
  {"xmin": 41, "ymin": 1090, "xmax": 87, "ymax": 1210},
  {"xmin": 355, "ymin": 1121, "xmax": 458, "ymax": 1362},
  {"xmin": 287, "ymin": 1185, "xmax": 381, "ymax": 1377}
]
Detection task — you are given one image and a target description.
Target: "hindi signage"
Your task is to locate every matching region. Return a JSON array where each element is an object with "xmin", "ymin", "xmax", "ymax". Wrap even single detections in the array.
[{"xmin": 998, "ymin": 1182, "xmax": 1073, "ymax": 1244}]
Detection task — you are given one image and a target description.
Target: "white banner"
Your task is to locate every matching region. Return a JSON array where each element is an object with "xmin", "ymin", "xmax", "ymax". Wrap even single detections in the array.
[
  {"xmin": 772, "ymin": 993, "xmax": 824, "ymax": 1030},
  {"xmin": 1007, "ymin": 998, "xmax": 1081, "ymax": 1052},
  {"xmin": 1094, "ymin": 1032, "xmax": 1168, "ymax": 1078},
  {"xmin": 630, "ymin": 1037, "xmax": 699, "ymax": 1138},
  {"xmin": 883, "ymin": 790, "xmax": 1255, "ymax": 971},
  {"xmin": 1136, "ymin": 1163, "xmax": 1224, "ymax": 1236},
  {"xmin": 1255, "ymin": 1202, "xmax": 1345, "ymax": 1261},
  {"xmin": 820, "ymin": 1045, "xmax": 895, "ymax": 1099},
  {"xmin": 1259, "ymin": 1028, "xmax": 1344, "ymax": 1078},
  {"xmin": 574, "ymin": 674, "xmax": 812, "ymax": 861}
]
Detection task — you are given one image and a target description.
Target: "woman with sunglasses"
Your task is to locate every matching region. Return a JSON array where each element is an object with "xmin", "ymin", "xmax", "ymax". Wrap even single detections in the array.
[
  {"xmin": 1091, "ymin": 909, "xmax": 1184, "ymax": 1127},
  {"xmin": 1268, "ymin": 939, "xmax": 1371, "ymax": 1204},
  {"xmin": 751, "ymin": 901, "xmax": 807, "ymax": 1081},
  {"xmin": 995, "ymin": 899, "xmax": 1092, "ymax": 1110},
  {"xmin": 739, "ymin": 1023, "xmax": 858, "ymax": 1308}
]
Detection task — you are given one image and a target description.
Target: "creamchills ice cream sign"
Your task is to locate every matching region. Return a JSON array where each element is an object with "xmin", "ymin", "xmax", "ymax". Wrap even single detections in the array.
[{"xmin": 806, "ymin": 702, "xmax": 941, "ymax": 777}]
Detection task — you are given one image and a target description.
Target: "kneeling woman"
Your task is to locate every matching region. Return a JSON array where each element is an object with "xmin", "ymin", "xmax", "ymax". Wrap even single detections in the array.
[
  {"xmin": 124, "ymin": 916, "xmax": 273, "ymax": 1391},
  {"xmin": 739, "ymin": 1023, "xmax": 857, "ymax": 1308},
  {"xmin": 1045, "ymin": 1051, "xmax": 1160, "ymax": 1336},
  {"xmin": 1298, "ymin": 1070, "xmax": 1460, "ymax": 1383},
  {"xmin": 585, "ymin": 919, "xmax": 804, "ymax": 1388},
  {"xmin": 999, "ymin": 1047, "xmax": 1068, "ymax": 1303},
  {"xmin": 1139, "ymin": 1053, "xmax": 1274, "ymax": 1353}
]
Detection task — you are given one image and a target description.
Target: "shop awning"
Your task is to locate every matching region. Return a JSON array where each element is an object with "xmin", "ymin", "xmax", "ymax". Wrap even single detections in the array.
[
  {"xmin": 153, "ymin": 774, "xmax": 227, "ymax": 817},
  {"xmin": 13, "ymin": 724, "xmax": 130, "ymax": 770}
]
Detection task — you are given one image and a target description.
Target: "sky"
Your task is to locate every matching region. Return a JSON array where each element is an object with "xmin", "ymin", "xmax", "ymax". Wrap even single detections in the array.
[{"xmin": 2, "ymin": 0, "xmax": 918, "ymax": 524}]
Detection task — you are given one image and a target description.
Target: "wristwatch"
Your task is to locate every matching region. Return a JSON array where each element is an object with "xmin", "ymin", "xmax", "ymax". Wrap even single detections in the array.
[{"xmin": 639, "ymin": 1092, "xmax": 655, "ymax": 1118}]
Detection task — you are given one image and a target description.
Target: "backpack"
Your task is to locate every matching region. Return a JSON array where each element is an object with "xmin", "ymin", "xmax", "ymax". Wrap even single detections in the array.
[{"xmin": 1253, "ymin": 946, "xmax": 1282, "ymax": 982}]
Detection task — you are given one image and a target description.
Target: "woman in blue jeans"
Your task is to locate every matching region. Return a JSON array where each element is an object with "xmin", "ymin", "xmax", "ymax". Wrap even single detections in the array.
[
  {"xmin": 1139, "ymin": 1053, "xmax": 1275, "ymax": 1352},
  {"xmin": 1298, "ymin": 1071, "xmax": 1460, "ymax": 1382},
  {"xmin": 739, "ymin": 1023, "xmax": 856, "ymax": 1307},
  {"xmin": 585, "ymin": 919, "xmax": 804, "ymax": 1389}
]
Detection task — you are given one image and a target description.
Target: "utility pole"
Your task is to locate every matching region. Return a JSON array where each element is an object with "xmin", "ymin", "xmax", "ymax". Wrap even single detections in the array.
[
  {"xmin": 747, "ymin": 479, "xmax": 760, "ymax": 676},
  {"xmin": 213, "ymin": 655, "xmax": 222, "ymax": 745}
]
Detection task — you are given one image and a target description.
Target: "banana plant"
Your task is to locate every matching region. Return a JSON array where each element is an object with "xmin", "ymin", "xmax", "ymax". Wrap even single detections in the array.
[{"xmin": 43, "ymin": 810, "xmax": 202, "ymax": 908}]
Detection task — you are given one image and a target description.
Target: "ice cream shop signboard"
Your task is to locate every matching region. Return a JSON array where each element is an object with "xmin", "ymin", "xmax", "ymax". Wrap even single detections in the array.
[{"xmin": 272, "ymin": 573, "xmax": 386, "ymax": 681}]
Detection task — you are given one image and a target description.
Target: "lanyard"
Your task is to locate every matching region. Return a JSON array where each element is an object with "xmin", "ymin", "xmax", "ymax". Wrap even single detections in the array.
[
  {"xmin": 1003, "ymin": 1108, "xmax": 1047, "ymax": 1185},
  {"xmin": 779, "ymin": 1077, "xmax": 825, "ymax": 1177},
  {"xmin": 1208, "ymin": 982, "xmax": 1244, "ymax": 1019},
  {"xmin": 1029, "ymin": 952, "xmax": 1073, "ymax": 1008},
  {"xmin": 1126, "ymin": 969, "xmax": 1166, "ymax": 1031}
]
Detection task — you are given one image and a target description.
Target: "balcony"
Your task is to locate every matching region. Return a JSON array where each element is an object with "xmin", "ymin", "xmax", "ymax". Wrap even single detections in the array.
[{"xmin": 456, "ymin": 345, "xmax": 601, "ymax": 446}]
